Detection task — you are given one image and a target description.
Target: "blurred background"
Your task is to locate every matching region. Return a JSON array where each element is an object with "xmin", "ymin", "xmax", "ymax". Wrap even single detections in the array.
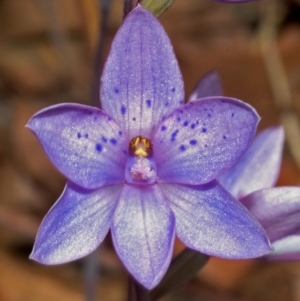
[{"xmin": 1, "ymin": 0, "xmax": 300, "ymax": 300}]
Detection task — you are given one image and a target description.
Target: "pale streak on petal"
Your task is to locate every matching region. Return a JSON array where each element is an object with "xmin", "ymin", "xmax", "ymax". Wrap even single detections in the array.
[
  {"xmin": 112, "ymin": 184, "xmax": 175, "ymax": 289},
  {"xmin": 31, "ymin": 183, "xmax": 122, "ymax": 264},
  {"xmin": 160, "ymin": 181, "xmax": 271, "ymax": 258},
  {"xmin": 101, "ymin": 6, "xmax": 184, "ymax": 138}
]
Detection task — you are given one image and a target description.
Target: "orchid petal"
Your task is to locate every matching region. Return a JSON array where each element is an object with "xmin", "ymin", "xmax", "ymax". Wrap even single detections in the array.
[
  {"xmin": 153, "ymin": 97, "xmax": 259, "ymax": 185},
  {"xmin": 188, "ymin": 71, "xmax": 223, "ymax": 102},
  {"xmin": 30, "ymin": 183, "xmax": 122, "ymax": 264},
  {"xmin": 101, "ymin": 6, "xmax": 184, "ymax": 138},
  {"xmin": 160, "ymin": 181, "xmax": 271, "ymax": 258},
  {"xmin": 219, "ymin": 126, "xmax": 284, "ymax": 198},
  {"xmin": 268, "ymin": 235, "xmax": 300, "ymax": 260},
  {"xmin": 112, "ymin": 184, "xmax": 175, "ymax": 289},
  {"xmin": 241, "ymin": 187, "xmax": 300, "ymax": 243},
  {"xmin": 27, "ymin": 103, "xmax": 127, "ymax": 189}
]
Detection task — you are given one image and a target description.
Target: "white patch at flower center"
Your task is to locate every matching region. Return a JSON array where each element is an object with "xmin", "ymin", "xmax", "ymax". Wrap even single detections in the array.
[{"xmin": 130, "ymin": 157, "xmax": 155, "ymax": 180}]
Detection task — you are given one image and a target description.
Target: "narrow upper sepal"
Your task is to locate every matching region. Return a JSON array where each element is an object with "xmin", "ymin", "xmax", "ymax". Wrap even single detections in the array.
[
  {"xmin": 30, "ymin": 183, "xmax": 122, "ymax": 264},
  {"xmin": 112, "ymin": 184, "xmax": 175, "ymax": 289},
  {"xmin": 153, "ymin": 97, "xmax": 260, "ymax": 185},
  {"xmin": 188, "ymin": 71, "xmax": 223, "ymax": 102},
  {"xmin": 101, "ymin": 6, "xmax": 184, "ymax": 138},
  {"xmin": 27, "ymin": 103, "xmax": 127, "ymax": 189},
  {"xmin": 160, "ymin": 181, "xmax": 271, "ymax": 258},
  {"xmin": 219, "ymin": 126, "xmax": 284, "ymax": 198}
]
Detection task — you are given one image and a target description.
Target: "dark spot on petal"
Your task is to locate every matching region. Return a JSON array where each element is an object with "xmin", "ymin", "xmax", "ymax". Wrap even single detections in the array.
[
  {"xmin": 161, "ymin": 125, "xmax": 167, "ymax": 131},
  {"xmin": 179, "ymin": 109, "xmax": 183, "ymax": 113},
  {"xmin": 94, "ymin": 116, "xmax": 97, "ymax": 121},
  {"xmin": 132, "ymin": 117, "xmax": 136, "ymax": 121},
  {"xmin": 208, "ymin": 114, "xmax": 211, "ymax": 118},
  {"xmin": 223, "ymin": 135, "xmax": 227, "ymax": 140},
  {"xmin": 179, "ymin": 145, "xmax": 186, "ymax": 151},
  {"xmin": 85, "ymin": 133, "xmax": 89, "ymax": 138},
  {"xmin": 123, "ymin": 150, "xmax": 127, "ymax": 154},
  {"xmin": 114, "ymin": 88, "xmax": 119, "ymax": 94},
  {"xmin": 110, "ymin": 138, "xmax": 117, "ymax": 145},
  {"xmin": 202, "ymin": 128, "xmax": 207, "ymax": 133},
  {"xmin": 204, "ymin": 108, "xmax": 207, "ymax": 111},
  {"xmin": 102, "ymin": 136, "xmax": 107, "ymax": 143},
  {"xmin": 205, "ymin": 144, "xmax": 208, "ymax": 148},
  {"xmin": 77, "ymin": 132, "xmax": 81, "ymax": 139},
  {"xmin": 179, "ymin": 100, "xmax": 184, "ymax": 104},
  {"xmin": 171, "ymin": 129, "xmax": 179, "ymax": 142},
  {"xmin": 96, "ymin": 143, "xmax": 102, "ymax": 152},
  {"xmin": 177, "ymin": 117, "xmax": 181, "ymax": 122},
  {"xmin": 107, "ymin": 117, "xmax": 112, "ymax": 121},
  {"xmin": 121, "ymin": 105, "xmax": 126, "ymax": 115},
  {"xmin": 191, "ymin": 123, "xmax": 196, "ymax": 129},
  {"xmin": 231, "ymin": 113, "xmax": 235, "ymax": 117},
  {"xmin": 171, "ymin": 87, "xmax": 176, "ymax": 92},
  {"xmin": 118, "ymin": 131, "xmax": 123, "ymax": 136},
  {"xmin": 165, "ymin": 102, "xmax": 169, "ymax": 107},
  {"xmin": 190, "ymin": 140, "xmax": 197, "ymax": 145},
  {"xmin": 146, "ymin": 99, "xmax": 151, "ymax": 108},
  {"xmin": 183, "ymin": 121, "xmax": 189, "ymax": 127}
]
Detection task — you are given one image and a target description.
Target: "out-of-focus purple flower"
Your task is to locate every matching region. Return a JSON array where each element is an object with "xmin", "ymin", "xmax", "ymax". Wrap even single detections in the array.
[
  {"xmin": 193, "ymin": 72, "xmax": 300, "ymax": 261},
  {"xmin": 218, "ymin": 125, "xmax": 300, "ymax": 260},
  {"xmin": 192, "ymin": 72, "xmax": 284, "ymax": 199},
  {"xmin": 219, "ymin": 126, "xmax": 285, "ymax": 199},
  {"xmin": 241, "ymin": 187, "xmax": 300, "ymax": 261},
  {"xmin": 27, "ymin": 7, "xmax": 270, "ymax": 289}
]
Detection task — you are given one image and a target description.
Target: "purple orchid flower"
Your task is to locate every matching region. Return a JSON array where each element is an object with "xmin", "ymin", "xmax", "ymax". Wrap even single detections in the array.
[
  {"xmin": 191, "ymin": 72, "xmax": 300, "ymax": 261},
  {"xmin": 27, "ymin": 7, "xmax": 271, "ymax": 289}
]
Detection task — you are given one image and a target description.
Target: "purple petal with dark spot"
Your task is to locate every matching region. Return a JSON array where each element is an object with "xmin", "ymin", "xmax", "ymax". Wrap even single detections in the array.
[
  {"xmin": 112, "ymin": 184, "xmax": 175, "ymax": 289},
  {"xmin": 30, "ymin": 182, "xmax": 122, "ymax": 264},
  {"xmin": 160, "ymin": 181, "xmax": 271, "ymax": 258},
  {"xmin": 27, "ymin": 103, "xmax": 127, "ymax": 189},
  {"xmin": 219, "ymin": 126, "xmax": 284, "ymax": 198},
  {"xmin": 153, "ymin": 97, "xmax": 259, "ymax": 185},
  {"xmin": 101, "ymin": 6, "xmax": 184, "ymax": 138}
]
